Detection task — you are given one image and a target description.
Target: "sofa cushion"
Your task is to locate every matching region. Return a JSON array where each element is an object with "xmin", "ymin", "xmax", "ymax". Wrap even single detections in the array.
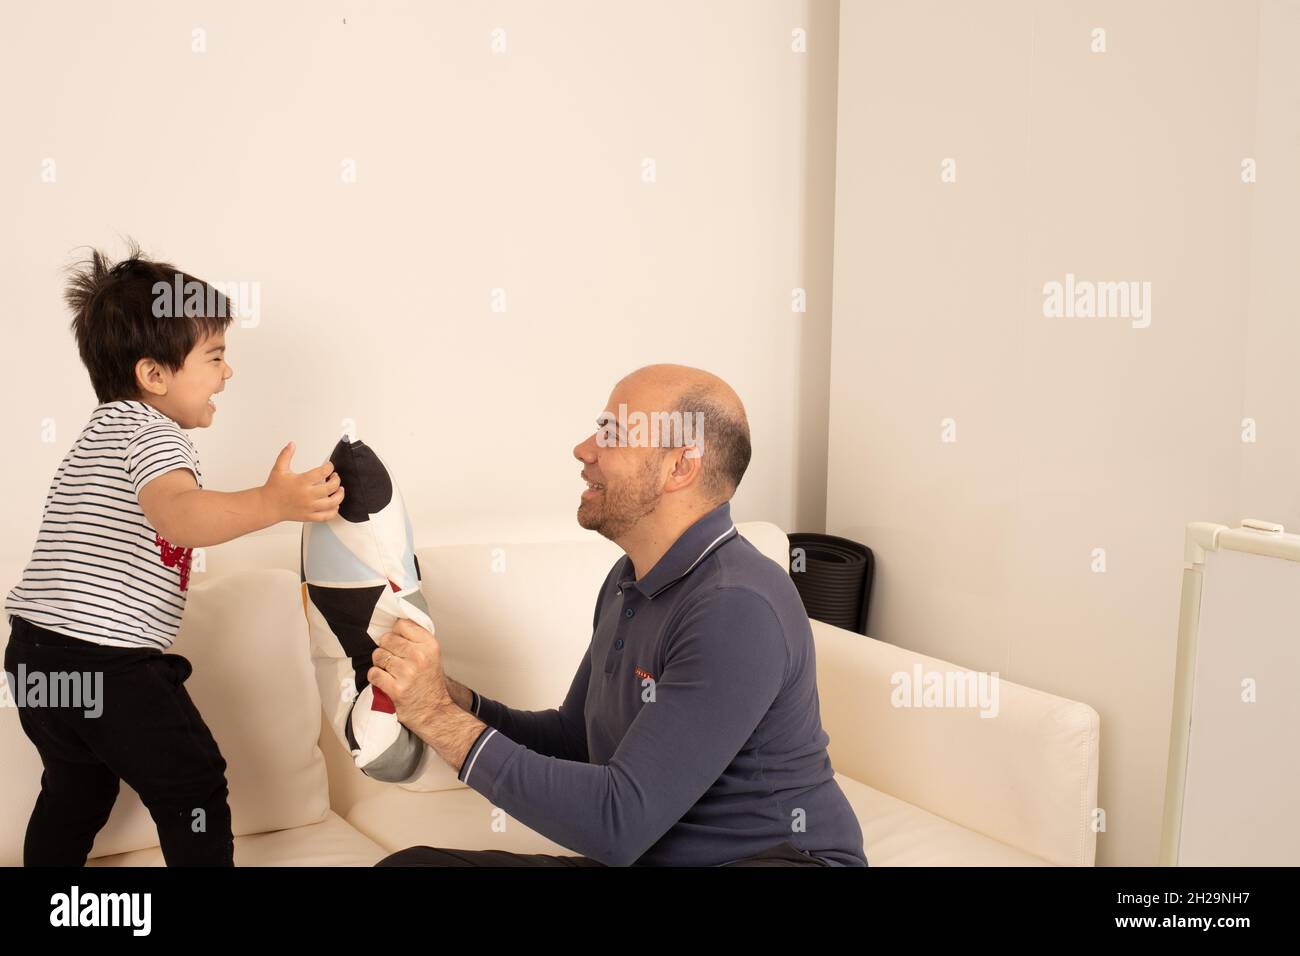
[
  {"xmin": 343, "ymin": 772, "xmax": 1050, "ymax": 865},
  {"xmin": 86, "ymin": 811, "xmax": 387, "ymax": 866},
  {"xmin": 346, "ymin": 786, "xmax": 573, "ymax": 858},
  {"xmin": 200, "ymin": 528, "xmax": 300, "ymax": 580},
  {"xmin": 836, "ymin": 774, "xmax": 1051, "ymax": 866}
]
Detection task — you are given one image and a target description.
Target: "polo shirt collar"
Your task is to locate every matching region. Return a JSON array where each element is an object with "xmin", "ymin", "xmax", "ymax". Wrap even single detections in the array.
[{"xmin": 619, "ymin": 501, "xmax": 739, "ymax": 599}]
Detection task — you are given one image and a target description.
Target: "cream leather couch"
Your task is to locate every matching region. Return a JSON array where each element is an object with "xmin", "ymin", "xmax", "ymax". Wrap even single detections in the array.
[{"xmin": 0, "ymin": 521, "xmax": 1100, "ymax": 866}]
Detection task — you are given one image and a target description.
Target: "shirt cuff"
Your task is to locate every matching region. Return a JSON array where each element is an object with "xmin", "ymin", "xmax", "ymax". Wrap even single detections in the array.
[
  {"xmin": 471, "ymin": 689, "xmax": 506, "ymax": 728},
  {"xmin": 457, "ymin": 724, "xmax": 518, "ymax": 792},
  {"xmin": 470, "ymin": 689, "xmax": 481, "ymax": 716}
]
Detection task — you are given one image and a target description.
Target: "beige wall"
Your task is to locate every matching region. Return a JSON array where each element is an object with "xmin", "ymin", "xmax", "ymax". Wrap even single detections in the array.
[
  {"xmin": 828, "ymin": 0, "xmax": 1297, "ymax": 865},
  {"xmin": 0, "ymin": 0, "xmax": 838, "ymax": 559}
]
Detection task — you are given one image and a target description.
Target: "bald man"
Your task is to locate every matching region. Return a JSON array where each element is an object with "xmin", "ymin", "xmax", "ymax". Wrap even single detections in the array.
[{"xmin": 370, "ymin": 366, "xmax": 867, "ymax": 867}]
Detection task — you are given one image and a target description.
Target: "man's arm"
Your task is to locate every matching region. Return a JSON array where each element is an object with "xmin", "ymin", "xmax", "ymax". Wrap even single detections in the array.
[
  {"xmin": 443, "ymin": 675, "xmax": 475, "ymax": 712},
  {"xmin": 445, "ymin": 649, "xmax": 591, "ymax": 764},
  {"xmin": 445, "ymin": 588, "xmax": 787, "ymax": 866}
]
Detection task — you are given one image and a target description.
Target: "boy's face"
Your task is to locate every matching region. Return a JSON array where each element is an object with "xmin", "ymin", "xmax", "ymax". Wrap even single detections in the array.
[{"xmin": 139, "ymin": 331, "xmax": 233, "ymax": 429}]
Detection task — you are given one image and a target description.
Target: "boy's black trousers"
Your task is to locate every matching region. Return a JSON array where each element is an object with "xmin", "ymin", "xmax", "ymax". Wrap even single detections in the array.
[{"xmin": 4, "ymin": 614, "xmax": 234, "ymax": 866}]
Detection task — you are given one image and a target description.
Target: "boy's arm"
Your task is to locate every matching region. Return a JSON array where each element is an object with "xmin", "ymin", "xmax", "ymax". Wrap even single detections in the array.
[
  {"xmin": 139, "ymin": 469, "xmax": 275, "ymax": 548},
  {"xmin": 138, "ymin": 444, "xmax": 343, "ymax": 549}
]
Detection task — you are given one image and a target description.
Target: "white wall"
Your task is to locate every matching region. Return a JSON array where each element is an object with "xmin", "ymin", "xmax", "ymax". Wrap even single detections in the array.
[
  {"xmin": 0, "ymin": 0, "xmax": 837, "ymax": 562},
  {"xmin": 828, "ymin": 0, "xmax": 1296, "ymax": 865}
]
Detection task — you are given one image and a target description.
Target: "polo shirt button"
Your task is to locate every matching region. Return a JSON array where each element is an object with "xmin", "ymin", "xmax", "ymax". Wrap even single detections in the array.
[
  {"xmin": 615, "ymin": 639, "xmax": 624, "ymax": 649},
  {"xmin": 625, "ymin": 608, "xmax": 635, "ymax": 618}
]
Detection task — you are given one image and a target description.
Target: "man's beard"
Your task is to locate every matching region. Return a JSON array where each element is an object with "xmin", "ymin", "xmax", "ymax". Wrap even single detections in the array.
[{"xmin": 577, "ymin": 457, "xmax": 663, "ymax": 540}]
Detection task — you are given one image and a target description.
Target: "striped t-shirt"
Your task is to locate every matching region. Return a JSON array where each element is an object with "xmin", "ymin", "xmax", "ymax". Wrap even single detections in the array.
[{"xmin": 4, "ymin": 400, "xmax": 204, "ymax": 649}]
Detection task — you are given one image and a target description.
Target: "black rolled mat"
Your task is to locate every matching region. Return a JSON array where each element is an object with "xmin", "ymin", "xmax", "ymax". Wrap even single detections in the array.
[{"xmin": 787, "ymin": 533, "xmax": 874, "ymax": 635}]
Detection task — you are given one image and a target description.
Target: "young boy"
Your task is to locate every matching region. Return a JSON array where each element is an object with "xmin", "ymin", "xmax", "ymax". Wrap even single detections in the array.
[{"xmin": 3, "ymin": 243, "xmax": 345, "ymax": 866}]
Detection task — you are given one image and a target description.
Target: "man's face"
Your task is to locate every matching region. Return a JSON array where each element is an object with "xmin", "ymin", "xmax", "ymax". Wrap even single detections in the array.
[
  {"xmin": 572, "ymin": 383, "xmax": 668, "ymax": 541},
  {"xmin": 158, "ymin": 331, "xmax": 232, "ymax": 428}
]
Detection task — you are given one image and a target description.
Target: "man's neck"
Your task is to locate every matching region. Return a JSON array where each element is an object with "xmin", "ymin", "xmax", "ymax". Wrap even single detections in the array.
[{"xmin": 619, "ymin": 501, "xmax": 719, "ymax": 580}]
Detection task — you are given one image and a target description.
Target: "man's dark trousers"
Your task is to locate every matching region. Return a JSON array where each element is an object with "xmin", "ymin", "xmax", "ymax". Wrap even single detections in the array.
[{"xmin": 375, "ymin": 840, "xmax": 831, "ymax": 867}]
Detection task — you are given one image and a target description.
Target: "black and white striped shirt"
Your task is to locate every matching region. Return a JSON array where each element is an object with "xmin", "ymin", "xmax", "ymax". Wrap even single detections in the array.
[{"xmin": 4, "ymin": 400, "xmax": 204, "ymax": 649}]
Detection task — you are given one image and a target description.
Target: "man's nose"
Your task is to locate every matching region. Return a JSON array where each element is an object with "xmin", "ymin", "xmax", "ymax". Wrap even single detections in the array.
[{"xmin": 574, "ymin": 434, "xmax": 597, "ymax": 461}]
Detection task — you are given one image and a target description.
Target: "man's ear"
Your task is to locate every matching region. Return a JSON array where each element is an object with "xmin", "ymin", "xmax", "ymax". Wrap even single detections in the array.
[{"xmin": 666, "ymin": 445, "xmax": 703, "ymax": 488}]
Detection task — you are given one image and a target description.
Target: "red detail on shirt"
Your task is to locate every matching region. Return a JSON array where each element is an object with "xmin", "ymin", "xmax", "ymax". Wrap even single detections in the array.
[
  {"xmin": 634, "ymin": 665, "xmax": 656, "ymax": 682},
  {"xmin": 388, "ymin": 578, "xmax": 400, "ymax": 592},
  {"xmin": 371, "ymin": 687, "xmax": 396, "ymax": 714},
  {"xmin": 155, "ymin": 534, "xmax": 193, "ymax": 592}
]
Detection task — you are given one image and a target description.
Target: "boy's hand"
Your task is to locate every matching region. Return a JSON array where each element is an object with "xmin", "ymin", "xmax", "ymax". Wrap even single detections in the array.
[{"xmin": 262, "ymin": 442, "xmax": 344, "ymax": 524}]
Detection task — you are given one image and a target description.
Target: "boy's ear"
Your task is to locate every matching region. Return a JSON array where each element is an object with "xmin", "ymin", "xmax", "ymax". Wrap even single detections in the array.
[{"xmin": 134, "ymin": 357, "xmax": 168, "ymax": 397}]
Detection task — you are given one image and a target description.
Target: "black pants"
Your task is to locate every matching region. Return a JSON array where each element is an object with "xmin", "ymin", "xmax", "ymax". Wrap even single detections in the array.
[
  {"xmin": 4, "ymin": 614, "xmax": 234, "ymax": 866},
  {"xmin": 375, "ymin": 840, "xmax": 832, "ymax": 867}
]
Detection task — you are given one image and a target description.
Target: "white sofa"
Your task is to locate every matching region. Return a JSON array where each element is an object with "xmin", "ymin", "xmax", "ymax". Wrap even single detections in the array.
[{"xmin": 0, "ymin": 521, "xmax": 1100, "ymax": 866}]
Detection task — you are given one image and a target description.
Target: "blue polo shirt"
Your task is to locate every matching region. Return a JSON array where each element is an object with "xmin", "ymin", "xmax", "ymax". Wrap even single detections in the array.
[{"xmin": 457, "ymin": 501, "xmax": 867, "ymax": 867}]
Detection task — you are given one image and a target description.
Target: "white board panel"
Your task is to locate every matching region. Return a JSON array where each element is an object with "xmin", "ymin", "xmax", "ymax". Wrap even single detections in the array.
[{"xmin": 1178, "ymin": 546, "xmax": 1300, "ymax": 865}]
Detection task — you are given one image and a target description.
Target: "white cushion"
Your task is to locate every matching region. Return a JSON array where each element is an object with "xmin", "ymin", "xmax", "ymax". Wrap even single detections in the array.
[
  {"xmin": 197, "ymin": 528, "xmax": 300, "ymax": 580},
  {"xmin": 838, "ymin": 775, "xmax": 1050, "ymax": 866},
  {"xmin": 87, "ymin": 811, "xmax": 387, "ymax": 867},
  {"xmin": 346, "ymin": 787, "xmax": 572, "ymax": 858}
]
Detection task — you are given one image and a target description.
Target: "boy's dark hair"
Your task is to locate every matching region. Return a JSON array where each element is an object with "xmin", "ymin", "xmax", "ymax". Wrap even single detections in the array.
[{"xmin": 65, "ymin": 239, "xmax": 234, "ymax": 403}]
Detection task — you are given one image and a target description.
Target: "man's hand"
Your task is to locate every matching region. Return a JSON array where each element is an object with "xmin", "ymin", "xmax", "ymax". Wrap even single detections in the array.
[
  {"xmin": 369, "ymin": 619, "xmax": 487, "ymax": 772},
  {"xmin": 368, "ymin": 618, "xmax": 453, "ymax": 732}
]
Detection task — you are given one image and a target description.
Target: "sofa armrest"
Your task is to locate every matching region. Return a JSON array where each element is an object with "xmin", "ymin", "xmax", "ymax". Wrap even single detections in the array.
[{"xmin": 811, "ymin": 619, "xmax": 1100, "ymax": 866}]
